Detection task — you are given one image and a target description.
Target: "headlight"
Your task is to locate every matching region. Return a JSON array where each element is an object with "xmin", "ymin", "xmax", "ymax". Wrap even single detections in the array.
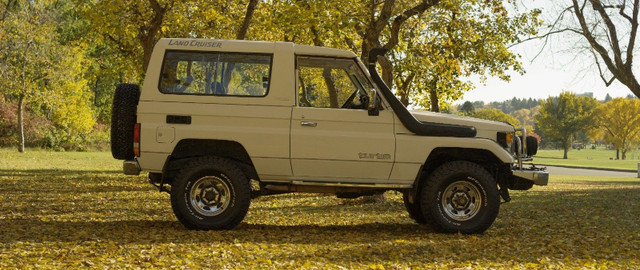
[{"xmin": 497, "ymin": 132, "xmax": 514, "ymax": 149}]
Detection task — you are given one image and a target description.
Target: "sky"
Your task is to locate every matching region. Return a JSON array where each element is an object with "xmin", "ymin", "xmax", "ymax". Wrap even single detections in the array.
[{"xmin": 458, "ymin": 1, "xmax": 636, "ymax": 104}]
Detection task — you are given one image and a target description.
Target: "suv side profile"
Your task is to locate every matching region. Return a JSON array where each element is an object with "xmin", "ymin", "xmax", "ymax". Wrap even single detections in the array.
[{"xmin": 111, "ymin": 38, "xmax": 548, "ymax": 234}]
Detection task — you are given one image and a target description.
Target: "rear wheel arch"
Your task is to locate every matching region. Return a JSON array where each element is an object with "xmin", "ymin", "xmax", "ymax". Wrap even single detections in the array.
[{"xmin": 165, "ymin": 139, "xmax": 259, "ymax": 182}]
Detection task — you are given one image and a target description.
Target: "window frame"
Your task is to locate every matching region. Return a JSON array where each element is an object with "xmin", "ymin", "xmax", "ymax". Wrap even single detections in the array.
[
  {"xmin": 295, "ymin": 55, "xmax": 374, "ymax": 109},
  {"xmin": 157, "ymin": 50, "xmax": 274, "ymax": 98}
]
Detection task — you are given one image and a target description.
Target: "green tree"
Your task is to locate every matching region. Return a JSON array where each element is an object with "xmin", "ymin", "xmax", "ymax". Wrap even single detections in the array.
[
  {"xmin": 597, "ymin": 98, "xmax": 640, "ymax": 160},
  {"xmin": 0, "ymin": 0, "xmax": 95, "ymax": 152},
  {"xmin": 469, "ymin": 109, "xmax": 521, "ymax": 127},
  {"xmin": 535, "ymin": 92, "xmax": 599, "ymax": 159},
  {"xmin": 459, "ymin": 101, "xmax": 475, "ymax": 115}
]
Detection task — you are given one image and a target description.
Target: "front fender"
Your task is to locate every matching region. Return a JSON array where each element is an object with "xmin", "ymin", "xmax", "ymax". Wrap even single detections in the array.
[{"xmin": 395, "ymin": 135, "xmax": 514, "ymax": 164}]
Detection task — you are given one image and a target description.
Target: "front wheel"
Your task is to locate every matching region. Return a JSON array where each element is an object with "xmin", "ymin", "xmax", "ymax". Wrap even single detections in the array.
[
  {"xmin": 403, "ymin": 191, "xmax": 426, "ymax": 224},
  {"xmin": 420, "ymin": 161, "xmax": 499, "ymax": 234},
  {"xmin": 170, "ymin": 156, "xmax": 251, "ymax": 230}
]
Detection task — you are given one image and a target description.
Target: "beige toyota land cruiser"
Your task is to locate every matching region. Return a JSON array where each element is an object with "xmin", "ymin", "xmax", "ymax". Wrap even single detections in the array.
[{"xmin": 111, "ymin": 38, "xmax": 548, "ymax": 234}]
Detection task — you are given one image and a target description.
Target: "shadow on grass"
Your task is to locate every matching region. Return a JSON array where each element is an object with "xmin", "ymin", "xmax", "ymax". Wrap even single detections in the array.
[
  {"xmin": 0, "ymin": 219, "xmax": 433, "ymax": 245},
  {"xmin": 0, "ymin": 169, "xmax": 122, "ymax": 177}
]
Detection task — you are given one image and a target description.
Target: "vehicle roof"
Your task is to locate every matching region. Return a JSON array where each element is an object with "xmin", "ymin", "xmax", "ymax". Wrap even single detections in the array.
[{"xmin": 157, "ymin": 38, "xmax": 357, "ymax": 58}]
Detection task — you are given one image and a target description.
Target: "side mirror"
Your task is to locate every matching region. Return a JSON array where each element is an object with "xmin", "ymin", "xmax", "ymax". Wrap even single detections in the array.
[{"xmin": 368, "ymin": 88, "xmax": 380, "ymax": 116}]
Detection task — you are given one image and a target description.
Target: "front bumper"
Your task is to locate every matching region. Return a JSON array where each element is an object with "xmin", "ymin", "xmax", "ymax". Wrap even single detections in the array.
[
  {"xmin": 123, "ymin": 160, "xmax": 141, "ymax": 175},
  {"xmin": 513, "ymin": 169, "xmax": 549, "ymax": 186}
]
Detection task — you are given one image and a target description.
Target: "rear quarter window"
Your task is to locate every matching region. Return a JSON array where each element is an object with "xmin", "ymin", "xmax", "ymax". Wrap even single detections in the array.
[{"xmin": 159, "ymin": 51, "xmax": 272, "ymax": 97}]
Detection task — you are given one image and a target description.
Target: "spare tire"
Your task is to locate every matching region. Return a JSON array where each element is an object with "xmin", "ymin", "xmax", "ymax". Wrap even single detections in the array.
[
  {"xmin": 526, "ymin": 136, "xmax": 538, "ymax": 156},
  {"xmin": 111, "ymin": 84, "xmax": 140, "ymax": 160}
]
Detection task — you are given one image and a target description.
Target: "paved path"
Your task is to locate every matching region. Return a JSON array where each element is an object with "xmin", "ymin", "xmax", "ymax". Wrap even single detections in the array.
[{"xmin": 545, "ymin": 166, "xmax": 638, "ymax": 177}]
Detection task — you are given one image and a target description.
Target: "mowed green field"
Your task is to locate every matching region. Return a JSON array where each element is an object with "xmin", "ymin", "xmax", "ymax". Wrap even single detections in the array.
[
  {"xmin": 1, "ymin": 149, "xmax": 639, "ymax": 269},
  {"xmin": 534, "ymin": 148, "xmax": 640, "ymax": 171}
]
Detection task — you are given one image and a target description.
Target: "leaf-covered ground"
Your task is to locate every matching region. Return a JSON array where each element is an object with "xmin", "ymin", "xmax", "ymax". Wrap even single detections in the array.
[{"xmin": 1, "ymin": 149, "xmax": 639, "ymax": 269}]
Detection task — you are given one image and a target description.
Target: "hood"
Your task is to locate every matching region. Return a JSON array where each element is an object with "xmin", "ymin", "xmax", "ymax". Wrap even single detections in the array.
[{"xmin": 410, "ymin": 111, "xmax": 514, "ymax": 139}]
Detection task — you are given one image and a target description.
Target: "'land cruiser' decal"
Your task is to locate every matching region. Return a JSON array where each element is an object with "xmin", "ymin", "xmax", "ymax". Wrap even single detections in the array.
[
  {"xmin": 168, "ymin": 39, "xmax": 222, "ymax": 48},
  {"xmin": 358, "ymin": 153, "xmax": 391, "ymax": 160}
]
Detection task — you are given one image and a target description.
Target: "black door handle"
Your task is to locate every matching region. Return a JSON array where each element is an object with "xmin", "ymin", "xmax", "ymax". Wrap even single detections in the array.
[{"xmin": 166, "ymin": 115, "xmax": 191, "ymax": 124}]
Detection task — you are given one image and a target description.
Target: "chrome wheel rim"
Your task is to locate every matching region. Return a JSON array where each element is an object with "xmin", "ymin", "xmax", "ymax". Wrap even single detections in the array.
[
  {"xmin": 442, "ymin": 180, "xmax": 482, "ymax": 221},
  {"xmin": 189, "ymin": 175, "xmax": 231, "ymax": 216}
]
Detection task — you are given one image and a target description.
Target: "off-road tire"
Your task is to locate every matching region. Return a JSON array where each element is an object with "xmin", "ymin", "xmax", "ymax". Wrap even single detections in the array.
[
  {"xmin": 170, "ymin": 156, "xmax": 251, "ymax": 230},
  {"xmin": 110, "ymin": 84, "xmax": 140, "ymax": 160},
  {"xmin": 403, "ymin": 191, "xmax": 426, "ymax": 224},
  {"xmin": 420, "ymin": 161, "xmax": 499, "ymax": 234}
]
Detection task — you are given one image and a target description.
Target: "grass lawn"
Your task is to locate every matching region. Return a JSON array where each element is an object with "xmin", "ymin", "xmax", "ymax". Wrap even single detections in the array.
[
  {"xmin": 534, "ymin": 148, "xmax": 640, "ymax": 171},
  {"xmin": 1, "ymin": 148, "xmax": 639, "ymax": 269}
]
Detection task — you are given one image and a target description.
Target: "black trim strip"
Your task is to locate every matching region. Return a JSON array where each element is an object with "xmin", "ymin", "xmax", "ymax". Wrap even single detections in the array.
[{"xmin": 367, "ymin": 49, "xmax": 477, "ymax": 138}]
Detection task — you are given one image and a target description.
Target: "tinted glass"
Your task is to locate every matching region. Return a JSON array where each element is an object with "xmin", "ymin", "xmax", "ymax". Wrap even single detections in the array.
[{"xmin": 160, "ymin": 51, "xmax": 272, "ymax": 97}]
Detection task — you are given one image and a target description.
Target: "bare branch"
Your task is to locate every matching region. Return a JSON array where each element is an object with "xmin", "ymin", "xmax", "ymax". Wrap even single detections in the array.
[
  {"xmin": 509, "ymin": 28, "xmax": 584, "ymax": 49},
  {"xmin": 590, "ymin": 0, "xmax": 624, "ymax": 66},
  {"xmin": 619, "ymin": 0, "xmax": 634, "ymax": 22},
  {"xmin": 572, "ymin": 0, "xmax": 621, "ymax": 80},
  {"xmin": 590, "ymin": 48, "xmax": 616, "ymax": 86},
  {"xmin": 625, "ymin": 0, "xmax": 639, "ymax": 68}
]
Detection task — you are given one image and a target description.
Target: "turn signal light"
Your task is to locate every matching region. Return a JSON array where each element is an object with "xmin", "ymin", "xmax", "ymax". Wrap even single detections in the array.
[{"xmin": 505, "ymin": 132, "xmax": 513, "ymax": 144}]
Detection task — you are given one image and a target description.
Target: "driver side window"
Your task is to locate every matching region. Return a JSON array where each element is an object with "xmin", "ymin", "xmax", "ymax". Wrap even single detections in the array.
[{"xmin": 297, "ymin": 56, "xmax": 369, "ymax": 109}]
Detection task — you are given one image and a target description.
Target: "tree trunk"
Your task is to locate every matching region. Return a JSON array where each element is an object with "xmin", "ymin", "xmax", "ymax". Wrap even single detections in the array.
[
  {"xmin": 563, "ymin": 139, "xmax": 569, "ymax": 159},
  {"xmin": 322, "ymin": 68, "xmax": 339, "ymax": 108},
  {"xmin": 378, "ymin": 56, "xmax": 394, "ymax": 88},
  {"xmin": 429, "ymin": 89, "xmax": 439, "ymax": 112},
  {"xmin": 428, "ymin": 79, "xmax": 439, "ymax": 112},
  {"xmin": 399, "ymin": 92, "xmax": 409, "ymax": 106},
  {"xmin": 17, "ymin": 94, "xmax": 25, "ymax": 153},
  {"xmin": 622, "ymin": 149, "xmax": 626, "ymax": 160},
  {"xmin": 616, "ymin": 149, "xmax": 620, "ymax": 160},
  {"xmin": 221, "ymin": 0, "xmax": 259, "ymax": 87},
  {"xmin": 236, "ymin": 0, "xmax": 258, "ymax": 40},
  {"xmin": 141, "ymin": 0, "xmax": 167, "ymax": 72},
  {"xmin": 397, "ymin": 72, "xmax": 415, "ymax": 106}
]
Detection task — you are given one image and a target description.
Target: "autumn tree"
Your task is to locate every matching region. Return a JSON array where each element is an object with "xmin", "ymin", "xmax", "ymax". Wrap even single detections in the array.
[
  {"xmin": 391, "ymin": 0, "xmax": 541, "ymax": 111},
  {"xmin": 511, "ymin": 108, "xmax": 536, "ymax": 132},
  {"xmin": 597, "ymin": 98, "xmax": 640, "ymax": 160},
  {"xmin": 0, "ymin": 0, "xmax": 95, "ymax": 152},
  {"xmin": 470, "ymin": 109, "xmax": 521, "ymax": 127},
  {"xmin": 259, "ymin": 0, "xmax": 540, "ymax": 111},
  {"xmin": 535, "ymin": 92, "xmax": 600, "ymax": 159},
  {"xmin": 80, "ymin": 0, "xmax": 259, "ymax": 76}
]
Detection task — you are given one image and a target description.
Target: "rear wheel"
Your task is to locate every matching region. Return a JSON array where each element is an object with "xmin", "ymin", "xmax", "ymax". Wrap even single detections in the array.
[
  {"xmin": 420, "ymin": 161, "xmax": 499, "ymax": 234},
  {"xmin": 170, "ymin": 156, "xmax": 251, "ymax": 230}
]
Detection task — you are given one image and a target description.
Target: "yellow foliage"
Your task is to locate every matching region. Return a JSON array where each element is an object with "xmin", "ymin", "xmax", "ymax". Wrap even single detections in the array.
[
  {"xmin": 0, "ymin": 149, "xmax": 639, "ymax": 269},
  {"xmin": 597, "ymin": 98, "xmax": 640, "ymax": 158}
]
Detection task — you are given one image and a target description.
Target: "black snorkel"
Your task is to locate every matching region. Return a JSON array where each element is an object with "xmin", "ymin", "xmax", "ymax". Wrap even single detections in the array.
[{"xmin": 367, "ymin": 48, "xmax": 477, "ymax": 137}]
